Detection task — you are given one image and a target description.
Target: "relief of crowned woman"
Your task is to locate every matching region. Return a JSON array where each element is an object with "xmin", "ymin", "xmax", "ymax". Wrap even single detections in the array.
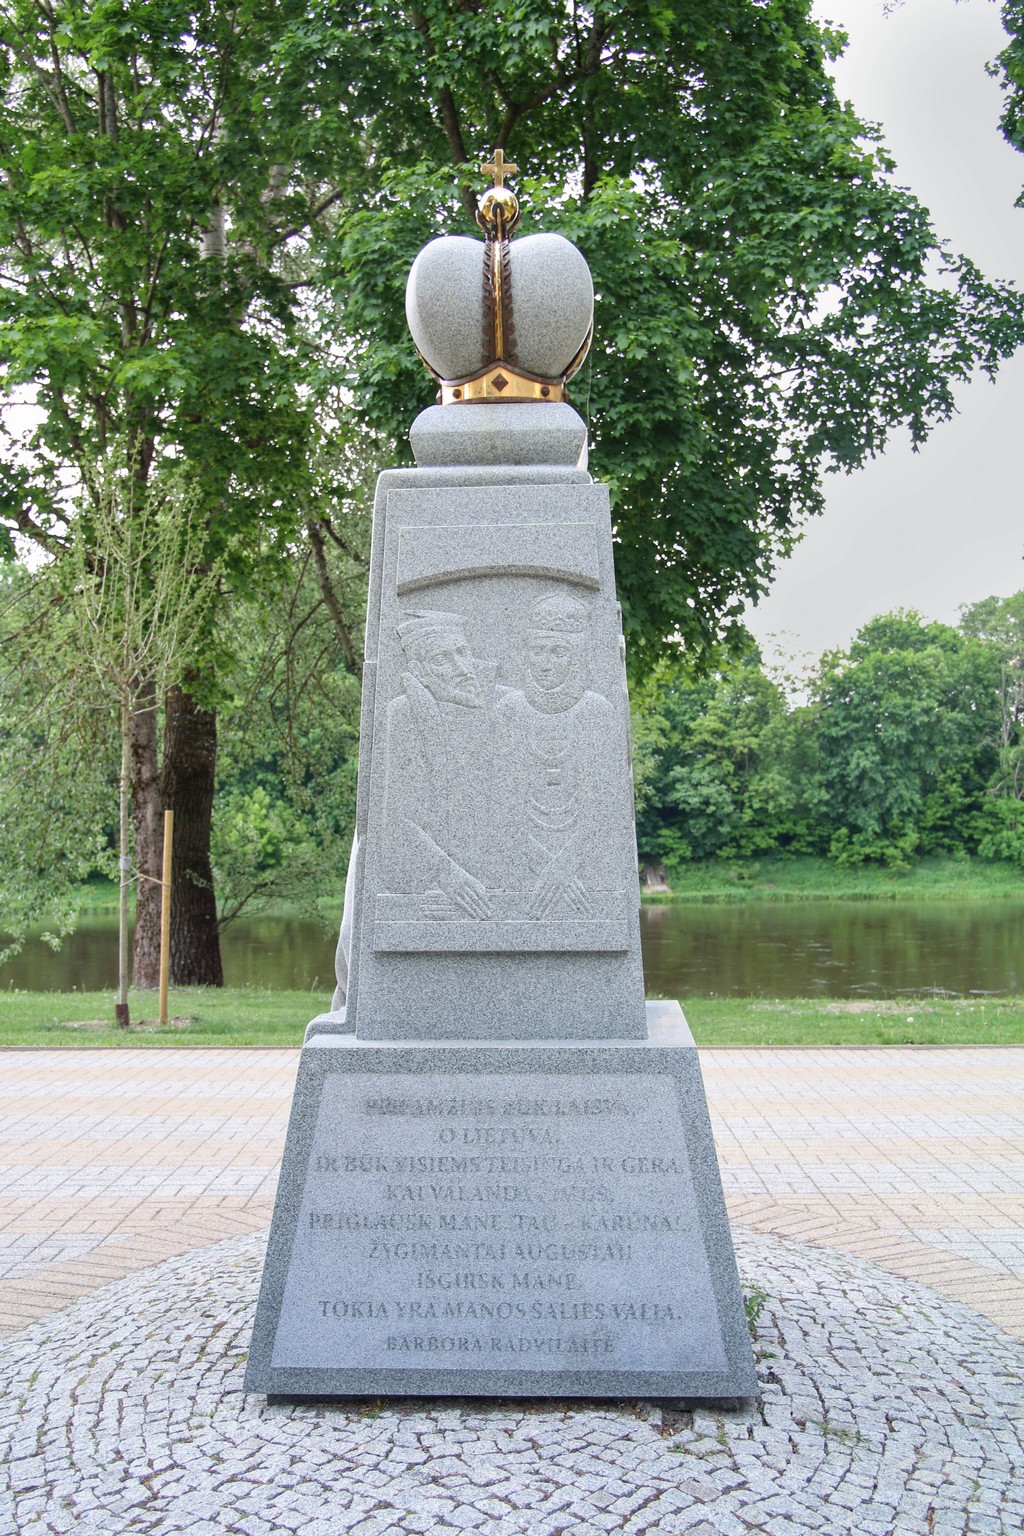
[{"xmin": 495, "ymin": 590, "xmax": 624, "ymax": 918}]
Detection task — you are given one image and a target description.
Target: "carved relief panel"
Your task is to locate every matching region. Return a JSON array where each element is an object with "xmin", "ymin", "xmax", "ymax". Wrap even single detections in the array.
[{"xmin": 348, "ymin": 480, "xmax": 646, "ymax": 1039}]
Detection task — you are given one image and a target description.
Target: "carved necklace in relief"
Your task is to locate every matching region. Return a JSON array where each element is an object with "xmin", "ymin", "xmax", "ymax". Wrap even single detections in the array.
[{"xmin": 522, "ymin": 667, "xmax": 587, "ymax": 716}]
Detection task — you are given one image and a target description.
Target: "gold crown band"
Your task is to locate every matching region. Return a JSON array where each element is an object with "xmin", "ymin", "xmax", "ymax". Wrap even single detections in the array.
[{"xmin": 440, "ymin": 365, "xmax": 567, "ymax": 405}]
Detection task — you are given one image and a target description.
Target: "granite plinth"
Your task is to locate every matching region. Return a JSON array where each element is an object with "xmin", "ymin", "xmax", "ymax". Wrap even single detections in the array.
[
  {"xmin": 245, "ymin": 1002, "xmax": 758, "ymax": 1401},
  {"xmin": 409, "ymin": 403, "xmax": 588, "ymax": 469},
  {"xmin": 345, "ymin": 470, "xmax": 647, "ymax": 1042}
]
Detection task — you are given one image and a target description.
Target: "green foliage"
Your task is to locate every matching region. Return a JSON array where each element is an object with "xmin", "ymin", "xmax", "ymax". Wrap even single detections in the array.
[
  {"xmin": 637, "ymin": 598, "xmax": 1023, "ymax": 878},
  {"xmin": 0, "ymin": 0, "xmax": 341, "ymax": 575},
  {"xmin": 210, "ymin": 533, "xmax": 367, "ymax": 925},
  {"xmin": 0, "ymin": 453, "xmax": 221, "ymax": 999},
  {"xmin": 307, "ymin": 0, "xmax": 1024, "ymax": 662},
  {"xmin": 3, "ymin": 1, "xmax": 1024, "ymax": 957},
  {"xmin": 996, "ymin": 0, "xmax": 1024, "ymax": 204},
  {"xmin": 644, "ymin": 853, "xmax": 1024, "ymax": 903},
  {"xmin": 635, "ymin": 647, "xmax": 819, "ymax": 872},
  {"xmin": 743, "ymin": 1285, "xmax": 768, "ymax": 1337},
  {"xmin": 975, "ymin": 797, "xmax": 1024, "ymax": 869},
  {"xmin": 60, "ymin": 455, "xmax": 221, "ymax": 704},
  {"xmin": 213, "ymin": 784, "xmax": 303, "ymax": 883},
  {"xmin": 0, "ymin": 565, "xmax": 117, "ymax": 955},
  {"xmin": 0, "ymin": 1, "xmax": 379, "ymax": 977},
  {"xmin": 813, "ymin": 615, "xmax": 1001, "ymax": 868},
  {"xmin": 960, "ymin": 590, "xmax": 1024, "ymax": 809}
]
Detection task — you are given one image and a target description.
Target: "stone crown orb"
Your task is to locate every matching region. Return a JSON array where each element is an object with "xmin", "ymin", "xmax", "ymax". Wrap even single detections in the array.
[{"xmin": 405, "ymin": 231, "xmax": 594, "ymax": 404}]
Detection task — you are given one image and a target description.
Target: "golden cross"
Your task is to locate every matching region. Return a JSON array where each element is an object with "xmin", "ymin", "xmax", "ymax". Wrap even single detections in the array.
[{"xmin": 481, "ymin": 148, "xmax": 518, "ymax": 190}]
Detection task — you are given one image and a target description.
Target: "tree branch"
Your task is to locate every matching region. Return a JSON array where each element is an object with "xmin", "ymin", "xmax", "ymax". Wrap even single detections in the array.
[
  {"xmin": 5, "ymin": 500, "xmax": 69, "ymax": 558},
  {"xmin": 267, "ymin": 186, "xmax": 348, "ymax": 251},
  {"xmin": 9, "ymin": 20, "xmax": 77, "ymax": 133},
  {"xmin": 216, "ymin": 876, "xmax": 276, "ymax": 931},
  {"xmin": 319, "ymin": 509, "xmax": 369, "ymax": 567},
  {"xmin": 141, "ymin": 233, "xmax": 173, "ymax": 342},
  {"xmin": 306, "ymin": 515, "xmax": 361, "ymax": 678},
  {"xmin": 407, "ymin": 6, "xmax": 477, "ymax": 217}
]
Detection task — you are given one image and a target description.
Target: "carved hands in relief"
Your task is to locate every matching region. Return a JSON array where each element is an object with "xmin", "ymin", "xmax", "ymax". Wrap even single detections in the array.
[
  {"xmin": 436, "ymin": 854, "xmax": 493, "ymax": 920},
  {"xmin": 529, "ymin": 872, "xmax": 593, "ymax": 919}
]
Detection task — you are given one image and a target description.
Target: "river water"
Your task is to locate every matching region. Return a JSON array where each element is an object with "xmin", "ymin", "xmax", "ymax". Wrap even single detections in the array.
[{"xmin": 2, "ymin": 900, "xmax": 1022, "ymax": 997}]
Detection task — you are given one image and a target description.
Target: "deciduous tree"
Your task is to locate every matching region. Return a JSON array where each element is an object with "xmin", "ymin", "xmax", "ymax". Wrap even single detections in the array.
[
  {"xmin": 961, "ymin": 591, "xmax": 1024, "ymax": 865},
  {"xmin": 0, "ymin": 564, "xmax": 114, "ymax": 960},
  {"xmin": 812, "ymin": 614, "xmax": 1001, "ymax": 867},
  {"xmin": 633, "ymin": 649, "xmax": 817, "ymax": 868},
  {"xmin": 3, "ymin": 1, "xmax": 1024, "ymax": 979},
  {"xmin": 325, "ymin": 1, "xmax": 1024, "ymax": 659},
  {"xmin": 0, "ymin": 0, "xmax": 365, "ymax": 981}
]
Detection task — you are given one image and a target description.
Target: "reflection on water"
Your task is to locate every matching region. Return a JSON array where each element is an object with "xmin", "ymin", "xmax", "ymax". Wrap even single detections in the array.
[
  {"xmin": 0, "ymin": 913, "xmax": 337, "ymax": 996},
  {"xmin": 640, "ymin": 901, "xmax": 1024, "ymax": 998},
  {"xmin": 2, "ymin": 901, "xmax": 1023, "ymax": 998}
]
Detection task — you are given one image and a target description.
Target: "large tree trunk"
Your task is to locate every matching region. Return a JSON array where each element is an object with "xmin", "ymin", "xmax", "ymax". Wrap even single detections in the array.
[
  {"xmin": 161, "ymin": 683, "xmax": 223, "ymax": 986},
  {"xmin": 130, "ymin": 679, "xmax": 164, "ymax": 988}
]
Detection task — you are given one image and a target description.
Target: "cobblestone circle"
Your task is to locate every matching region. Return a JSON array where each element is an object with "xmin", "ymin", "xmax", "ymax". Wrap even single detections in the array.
[{"xmin": 2, "ymin": 1229, "xmax": 1021, "ymax": 1536}]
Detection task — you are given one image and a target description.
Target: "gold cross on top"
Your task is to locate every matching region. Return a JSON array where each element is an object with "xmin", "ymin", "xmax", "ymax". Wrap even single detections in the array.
[{"xmin": 481, "ymin": 148, "xmax": 518, "ymax": 189}]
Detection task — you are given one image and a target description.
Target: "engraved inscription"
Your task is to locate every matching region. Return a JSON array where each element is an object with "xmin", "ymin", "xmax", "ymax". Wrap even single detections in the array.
[{"xmin": 269, "ymin": 1074, "xmax": 728, "ymax": 1375}]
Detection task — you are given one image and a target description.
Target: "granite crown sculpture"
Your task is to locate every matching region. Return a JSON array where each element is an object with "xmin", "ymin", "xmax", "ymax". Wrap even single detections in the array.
[
  {"xmin": 245, "ymin": 155, "xmax": 757, "ymax": 1403},
  {"xmin": 406, "ymin": 150, "xmax": 593, "ymax": 404}
]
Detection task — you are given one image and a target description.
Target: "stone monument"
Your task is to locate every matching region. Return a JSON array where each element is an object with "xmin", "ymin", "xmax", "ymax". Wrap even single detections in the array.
[{"xmin": 246, "ymin": 153, "xmax": 757, "ymax": 1402}]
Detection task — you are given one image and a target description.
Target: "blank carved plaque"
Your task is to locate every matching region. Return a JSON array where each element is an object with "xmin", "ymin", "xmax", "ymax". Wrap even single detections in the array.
[{"xmin": 395, "ymin": 522, "xmax": 600, "ymax": 594}]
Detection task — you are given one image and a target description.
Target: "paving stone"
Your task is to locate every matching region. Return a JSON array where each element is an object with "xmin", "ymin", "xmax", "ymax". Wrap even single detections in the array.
[
  {"xmin": 2, "ymin": 1049, "xmax": 1024, "ymax": 1536},
  {"xmin": 6, "ymin": 1225, "xmax": 1016, "ymax": 1534}
]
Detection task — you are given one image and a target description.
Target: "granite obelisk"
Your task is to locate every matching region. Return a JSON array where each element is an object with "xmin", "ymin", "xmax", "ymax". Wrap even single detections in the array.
[{"xmin": 246, "ymin": 157, "xmax": 757, "ymax": 1401}]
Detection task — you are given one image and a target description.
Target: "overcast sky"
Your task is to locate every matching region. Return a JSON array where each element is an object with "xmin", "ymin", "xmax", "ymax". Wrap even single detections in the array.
[{"xmin": 745, "ymin": 0, "xmax": 1024, "ymax": 667}]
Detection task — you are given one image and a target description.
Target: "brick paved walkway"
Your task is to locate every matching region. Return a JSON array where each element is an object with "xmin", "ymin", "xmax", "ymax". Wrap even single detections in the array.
[{"xmin": 1, "ymin": 1045, "xmax": 1022, "ymax": 1341}]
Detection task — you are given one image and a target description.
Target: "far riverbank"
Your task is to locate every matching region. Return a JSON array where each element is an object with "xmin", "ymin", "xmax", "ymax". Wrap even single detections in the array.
[
  {"xmin": 32, "ymin": 853, "xmax": 1024, "ymax": 923},
  {"xmin": 3, "ymin": 857, "xmax": 1024, "ymax": 998},
  {"xmin": 643, "ymin": 854, "xmax": 1024, "ymax": 903}
]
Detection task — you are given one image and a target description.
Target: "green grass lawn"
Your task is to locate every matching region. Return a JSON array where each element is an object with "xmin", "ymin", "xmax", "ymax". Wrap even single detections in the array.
[
  {"xmin": 682, "ymin": 995, "xmax": 1024, "ymax": 1047},
  {"xmin": 0, "ymin": 987, "xmax": 330, "ymax": 1047},
  {"xmin": 1, "ymin": 987, "xmax": 1022, "ymax": 1048}
]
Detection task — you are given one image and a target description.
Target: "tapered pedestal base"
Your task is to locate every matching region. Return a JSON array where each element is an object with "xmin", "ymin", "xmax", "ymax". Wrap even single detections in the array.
[{"xmin": 245, "ymin": 1002, "xmax": 757, "ymax": 1401}]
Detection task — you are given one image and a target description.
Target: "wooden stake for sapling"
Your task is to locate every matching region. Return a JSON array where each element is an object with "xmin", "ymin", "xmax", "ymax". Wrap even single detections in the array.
[
  {"xmin": 115, "ymin": 718, "xmax": 131, "ymax": 1029},
  {"xmin": 159, "ymin": 808, "xmax": 173, "ymax": 1026}
]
